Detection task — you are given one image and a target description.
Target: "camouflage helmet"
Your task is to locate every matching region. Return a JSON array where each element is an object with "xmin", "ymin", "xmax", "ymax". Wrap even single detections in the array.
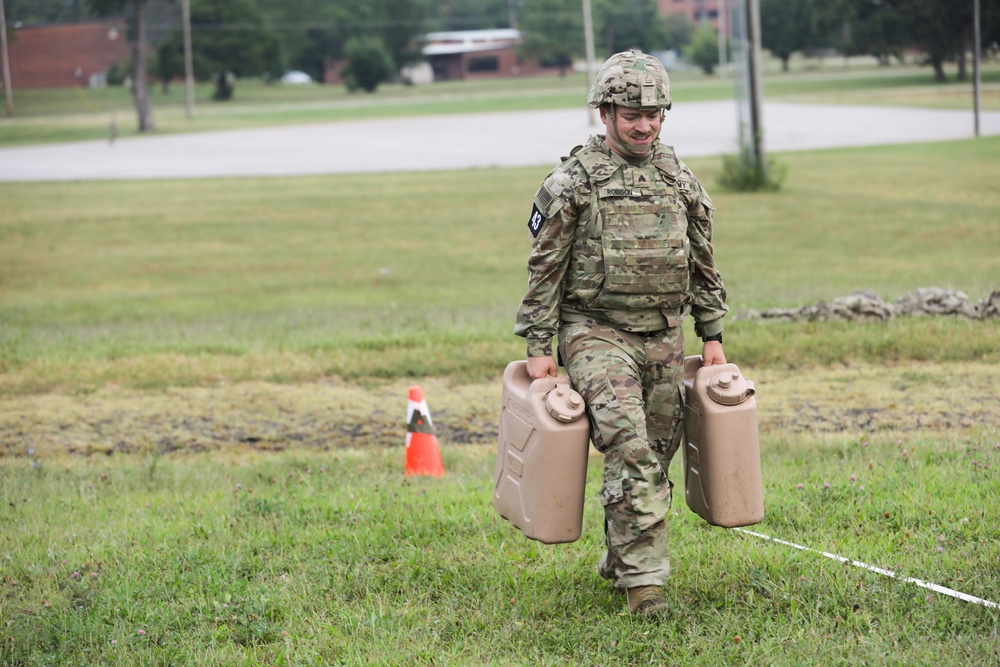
[{"xmin": 587, "ymin": 49, "xmax": 671, "ymax": 111}]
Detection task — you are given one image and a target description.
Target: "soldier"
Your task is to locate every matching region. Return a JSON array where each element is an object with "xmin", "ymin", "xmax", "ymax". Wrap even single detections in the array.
[{"xmin": 514, "ymin": 50, "xmax": 729, "ymax": 617}]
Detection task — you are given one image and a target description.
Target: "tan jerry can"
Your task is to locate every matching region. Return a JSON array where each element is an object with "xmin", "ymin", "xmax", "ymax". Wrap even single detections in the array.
[
  {"xmin": 682, "ymin": 356, "xmax": 764, "ymax": 528},
  {"xmin": 493, "ymin": 360, "xmax": 591, "ymax": 544}
]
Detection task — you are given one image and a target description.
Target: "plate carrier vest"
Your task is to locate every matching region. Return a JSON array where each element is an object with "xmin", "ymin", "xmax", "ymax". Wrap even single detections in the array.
[{"xmin": 564, "ymin": 143, "xmax": 691, "ymax": 316}]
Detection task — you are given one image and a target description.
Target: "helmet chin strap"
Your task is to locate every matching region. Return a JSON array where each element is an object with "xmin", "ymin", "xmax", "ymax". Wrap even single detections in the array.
[{"xmin": 606, "ymin": 106, "xmax": 661, "ymax": 158}]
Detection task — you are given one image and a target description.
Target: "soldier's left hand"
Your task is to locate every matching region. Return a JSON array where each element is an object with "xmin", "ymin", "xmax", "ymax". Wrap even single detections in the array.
[{"xmin": 701, "ymin": 341, "xmax": 726, "ymax": 366}]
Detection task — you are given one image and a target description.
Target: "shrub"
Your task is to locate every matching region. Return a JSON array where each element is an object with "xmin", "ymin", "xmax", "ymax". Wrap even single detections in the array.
[
  {"xmin": 212, "ymin": 72, "xmax": 234, "ymax": 101},
  {"xmin": 684, "ymin": 25, "xmax": 720, "ymax": 75},
  {"xmin": 717, "ymin": 149, "xmax": 787, "ymax": 192},
  {"xmin": 341, "ymin": 37, "xmax": 395, "ymax": 93},
  {"xmin": 106, "ymin": 61, "xmax": 130, "ymax": 87}
]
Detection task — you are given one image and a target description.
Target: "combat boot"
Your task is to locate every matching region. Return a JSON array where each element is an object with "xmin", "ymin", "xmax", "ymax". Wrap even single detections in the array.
[{"xmin": 627, "ymin": 586, "xmax": 668, "ymax": 617}]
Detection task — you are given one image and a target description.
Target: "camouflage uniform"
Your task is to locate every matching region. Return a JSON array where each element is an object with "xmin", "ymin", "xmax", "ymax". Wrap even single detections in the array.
[{"xmin": 514, "ymin": 51, "xmax": 728, "ymax": 591}]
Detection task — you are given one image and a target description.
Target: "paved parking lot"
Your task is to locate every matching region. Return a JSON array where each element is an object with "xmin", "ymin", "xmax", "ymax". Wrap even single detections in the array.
[{"xmin": 0, "ymin": 101, "xmax": 997, "ymax": 182}]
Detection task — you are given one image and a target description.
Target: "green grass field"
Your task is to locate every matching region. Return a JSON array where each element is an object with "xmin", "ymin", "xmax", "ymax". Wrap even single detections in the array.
[
  {"xmin": 2, "ymin": 436, "xmax": 997, "ymax": 666},
  {"xmin": 2, "ymin": 138, "xmax": 998, "ymax": 394},
  {"xmin": 1, "ymin": 69, "xmax": 999, "ymax": 664}
]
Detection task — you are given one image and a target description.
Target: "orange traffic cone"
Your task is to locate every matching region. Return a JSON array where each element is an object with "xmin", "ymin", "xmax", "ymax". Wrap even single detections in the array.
[{"xmin": 405, "ymin": 385, "xmax": 445, "ymax": 477}]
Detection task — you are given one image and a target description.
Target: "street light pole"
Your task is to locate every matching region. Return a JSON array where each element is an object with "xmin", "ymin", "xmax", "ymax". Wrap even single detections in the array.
[
  {"xmin": 582, "ymin": 0, "xmax": 597, "ymax": 126},
  {"xmin": 182, "ymin": 0, "xmax": 194, "ymax": 118},
  {"xmin": 717, "ymin": 0, "xmax": 728, "ymax": 78},
  {"xmin": 745, "ymin": 0, "xmax": 765, "ymax": 176},
  {"xmin": 973, "ymin": 0, "xmax": 981, "ymax": 137}
]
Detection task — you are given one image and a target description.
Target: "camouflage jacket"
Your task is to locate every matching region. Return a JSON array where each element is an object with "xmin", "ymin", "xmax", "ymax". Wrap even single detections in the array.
[{"xmin": 514, "ymin": 136, "xmax": 728, "ymax": 358}]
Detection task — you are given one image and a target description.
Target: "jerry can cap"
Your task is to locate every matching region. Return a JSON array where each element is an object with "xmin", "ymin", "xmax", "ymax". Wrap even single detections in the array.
[
  {"xmin": 545, "ymin": 386, "xmax": 586, "ymax": 423},
  {"xmin": 707, "ymin": 371, "xmax": 755, "ymax": 405}
]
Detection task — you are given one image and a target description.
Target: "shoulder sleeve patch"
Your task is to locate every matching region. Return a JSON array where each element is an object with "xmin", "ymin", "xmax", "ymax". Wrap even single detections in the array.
[
  {"xmin": 528, "ymin": 203, "xmax": 546, "ymax": 237},
  {"xmin": 533, "ymin": 183, "xmax": 567, "ymax": 218},
  {"xmin": 535, "ymin": 184, "xmax": 555, "ymax": 211}
]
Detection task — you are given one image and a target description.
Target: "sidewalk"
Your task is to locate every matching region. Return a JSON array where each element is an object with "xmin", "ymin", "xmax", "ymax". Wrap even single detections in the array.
[{"xmin": 0, "ymin": 101, "xmax": 997, "ymax": 182}]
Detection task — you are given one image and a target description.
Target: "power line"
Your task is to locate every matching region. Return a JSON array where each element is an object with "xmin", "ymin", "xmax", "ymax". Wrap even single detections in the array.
[
  {"xmin": 146, "ymin": 11, "xmax": 585, "ymax": 33},
  {"xmin": 150, "ymin": 20, "xmax": 429, "ymax": 31}
]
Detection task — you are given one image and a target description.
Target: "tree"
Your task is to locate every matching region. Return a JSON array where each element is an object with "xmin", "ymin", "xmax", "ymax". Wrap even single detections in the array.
[
  {"xmin": 684, "ymin": 24, "xmax": 719, "ymax": 75},
  {"xmin": 87, "ymin": 0, "xmax": 154, "ymax": 132},
  {"xmin": 255, "ymin": 0, "xmax": 424, "ymax": 83},
  {"xmin": 341, "ymin": 35, "xmax": 394, "ymax": 92},
  {"xmin": 818, "ymin": 0, "xmax": 987, "ymax": 82},
  {"xmin": 4, "ymin": 0, "xmax": 87, "ymax": 23},
  {"xmin": 158, "ymin": 0, "xmax": 281, "ymax": 99},
  {"xmin": 156, "ymin": 32, "xmax": 182, "ymax": 93},
  {"xmin": 663, "ymin": 12, "xmax": 695, "ymax": 52},
  {"xmin": 760, "ymin": 0, "xmax": 818, "ymax": 71},
  {"xmin": 256, "ymin": 0, "xmax": 355, "ymax": 81},
  {"xmin": 831, "ymin": 0, "xmax": 907, "ymax": 64},
  {"xmin": 594, "ymin": 0, "xmax": 668, "ymax": 55},
  {"xmin": 898, "ymin": 0, "xmax": 970, "ymax": 82},
  {"xmin": 518, "ymin": 0, "xmax": 582, "ymax": 75},
  {"xmin": 376, "ymin": 0, "xmax": 427, "ymax": 74},
  {"xmin": 983, "ymin": 0, "xmax": 1000, "ymax": 52},
  {"xmin": 423, "ymin": 0, "xmax": 510, "ymax": 31}
]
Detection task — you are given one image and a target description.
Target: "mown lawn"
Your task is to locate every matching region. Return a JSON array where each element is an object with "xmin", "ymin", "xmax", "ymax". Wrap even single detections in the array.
[
  {"xmin": 1, "ymin": 128, "xmax": 998, "ymax": 664},
  {"xmin": 1, "ymin": 433, "xmax": 997, "ymax": 665},
  {"xmin": 1, "ymin": 137, "xmax": 997, "ymax": 393}
]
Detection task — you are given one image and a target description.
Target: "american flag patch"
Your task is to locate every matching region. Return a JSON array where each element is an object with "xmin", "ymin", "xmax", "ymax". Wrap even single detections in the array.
[{"xmin": 535, "ymin": 185, "xmax": 555, "ymax": 211}]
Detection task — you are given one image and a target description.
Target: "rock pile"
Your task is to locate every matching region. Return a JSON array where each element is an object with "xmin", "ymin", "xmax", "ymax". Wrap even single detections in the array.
[{"xmin": 733, "ymin": 288, "xmax": 1000, "ymax": 323}]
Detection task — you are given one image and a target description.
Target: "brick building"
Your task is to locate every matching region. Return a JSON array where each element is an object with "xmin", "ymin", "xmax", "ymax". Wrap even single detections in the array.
[
  {"xmin": 6, "ymin": 19, "xmax": 131, "ymax": 89},
  {"xmin": 419, "ymin": 29, "xmax": 552, "ymax": 82},
  {"xmin": 658, "ymin": 0, "xmax": 724, "ymax": 28}
]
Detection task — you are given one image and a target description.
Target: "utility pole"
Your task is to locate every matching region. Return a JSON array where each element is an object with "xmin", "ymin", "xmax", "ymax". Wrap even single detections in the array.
[
  {"xmin": 508, "ymin": 0, "xmax": 518, "ymax": 30},
  {"xmin": 717, "ymin": 0, "xmax": 728, "ymax": 78},
  {"xmin": 731, "ymin": 0, "xmax": 766, "ymax": 178},
  {"xmin": 0, "ymin": 0, "xmax": 13, "ymax": 117},
  {"xmin": 582, "ymin": 0, "xmax": 597, "ymax": 126},
  {"xmin": 973, "ymin": 0, "xmax": 981, "ymax": 137},
  {"xmin": 182, "ymin": 0, "xmax": 194, "ymax": 118},
  {"xmin": 745, "ymin": 0, "xmax": 765, "ymax": 176}
]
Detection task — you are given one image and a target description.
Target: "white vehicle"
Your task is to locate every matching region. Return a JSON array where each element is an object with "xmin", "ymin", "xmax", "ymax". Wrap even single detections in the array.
[{"xmin": 280, "ymin": 70, "xmax": 313, "ymax": 84}]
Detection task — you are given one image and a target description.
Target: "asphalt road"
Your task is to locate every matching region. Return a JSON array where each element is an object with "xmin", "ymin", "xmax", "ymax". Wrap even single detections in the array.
[{"xmin": 0, "ymin": 101, "xmax": 997, "ymax": 182}]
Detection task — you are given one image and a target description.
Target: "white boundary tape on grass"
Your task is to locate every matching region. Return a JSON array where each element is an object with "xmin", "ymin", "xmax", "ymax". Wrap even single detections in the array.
[{"xmin": 734, "ymin": 528, "xmax": 1000, "ymax": 610}]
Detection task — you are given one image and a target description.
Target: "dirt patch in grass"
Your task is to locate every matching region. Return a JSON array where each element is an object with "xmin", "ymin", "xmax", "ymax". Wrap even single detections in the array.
[
  {"xmin": 2, "ymin": 362, "xmax": 997, "ymax": 459},
  {"xmin": 0, "ymin": 377, "xmax": 499, "ymax": 458},
  {"xmin": 752, "ymin": 361, "xmax": 998, "ymax": 435}
]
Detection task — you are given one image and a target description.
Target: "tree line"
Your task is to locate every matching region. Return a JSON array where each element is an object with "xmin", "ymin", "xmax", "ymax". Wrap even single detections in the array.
[
  {"xmin": 4, "ymin": 0, "xmax": 996, "ymax": 131},
  {"xmin": 9, "ymin": 0, "xmax": 997, "ymax": 84},
  {"xmin": 761, "ymin": 0, "xmax": 1000, "ymax": 82}
]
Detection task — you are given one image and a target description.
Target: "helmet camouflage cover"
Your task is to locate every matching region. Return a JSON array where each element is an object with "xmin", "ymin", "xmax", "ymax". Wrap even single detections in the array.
[{"xmin": 587, "ymin": 49, "xmax": 671, "ymax": 111}]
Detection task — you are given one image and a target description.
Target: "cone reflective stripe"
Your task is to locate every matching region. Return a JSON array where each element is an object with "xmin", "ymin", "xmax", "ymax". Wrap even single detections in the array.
[
  {"xmin": 405, "ymin": 385, "xmax": 445, "ymax": 477},
  {"xmin": 405, "ymin": 385, "xmax": 434, "ymax": 447}
]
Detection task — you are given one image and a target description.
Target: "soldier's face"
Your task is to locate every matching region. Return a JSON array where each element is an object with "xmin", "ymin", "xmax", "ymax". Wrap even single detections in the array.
[{"xmin": 601, "ymin": 105, "xmax": 663, "ymax": 157}]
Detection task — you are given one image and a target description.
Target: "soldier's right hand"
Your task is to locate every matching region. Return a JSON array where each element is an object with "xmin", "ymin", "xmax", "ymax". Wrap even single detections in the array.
[{"xmin": 526, "ymin": 356, "xmax": 558, "ymax": 379}]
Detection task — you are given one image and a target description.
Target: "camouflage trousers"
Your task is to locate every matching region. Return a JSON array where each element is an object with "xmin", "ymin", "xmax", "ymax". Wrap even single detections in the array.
[{"xmin": 558, "ymin": 320, "xmax": 685, "ymax": 590}]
